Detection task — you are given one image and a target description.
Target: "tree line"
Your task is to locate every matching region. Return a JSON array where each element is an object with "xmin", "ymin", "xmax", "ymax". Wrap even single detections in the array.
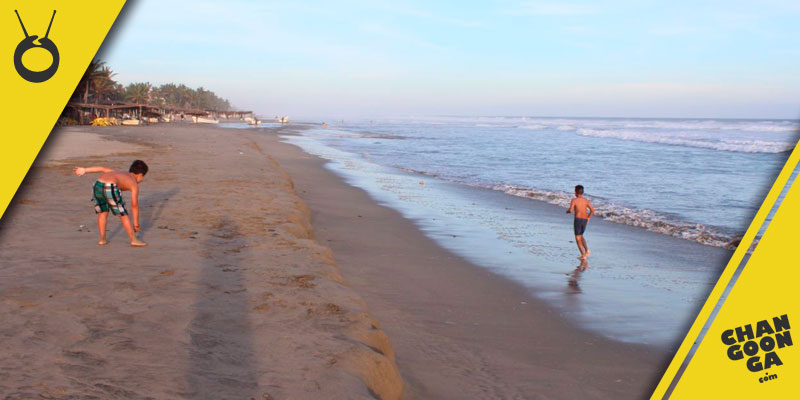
[{"xmin": 72, "ymin": 60, "xmax": 232, "ymax": 111}]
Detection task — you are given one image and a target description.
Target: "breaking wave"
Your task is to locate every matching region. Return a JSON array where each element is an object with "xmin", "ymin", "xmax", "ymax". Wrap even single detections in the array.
[
  {"xmin": 493, "ymin": 184, "xmax": 741, "ymax": 249},
  {"xmin": 392, "ymin": 164, "xmax": 743, "ymax": 249},
  {"xmin": 576, "ymin": 128, "xmax": 796, "ymax": 153}
]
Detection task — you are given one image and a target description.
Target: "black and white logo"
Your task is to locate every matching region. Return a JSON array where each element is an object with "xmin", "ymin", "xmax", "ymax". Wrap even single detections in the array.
[{"xmin": 13, "ymin": 10, "xmax": 59, "ymax": 83}]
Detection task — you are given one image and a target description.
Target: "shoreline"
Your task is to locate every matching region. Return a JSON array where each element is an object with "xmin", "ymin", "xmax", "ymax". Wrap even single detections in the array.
[
  {"xmin": 259, "ymin": 125, "xmax": 673, "ymax": 399},
  {"xmin": 276, "ymin": 125, "xmax": 733, "ymax": 347},
  {"xmin": 1, "ymin": 122, "xmax": 723, "ymax": 399}
]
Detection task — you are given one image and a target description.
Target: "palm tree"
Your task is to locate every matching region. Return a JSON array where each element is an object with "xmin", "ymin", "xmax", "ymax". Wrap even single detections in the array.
[
  {"xmin": 77, "ymin": 60, "xmax": 107, "ymax": 102},
  {"xmin": 108, "ymin": 82, "xmax": 125, "ymax": 102},
  {"xmin": 125, "ymin": 82, "xmax": 152, "ymax": 104},
  {"xmin": 92, "ymin": 66, "xmax": 117, "ymax": 102}
]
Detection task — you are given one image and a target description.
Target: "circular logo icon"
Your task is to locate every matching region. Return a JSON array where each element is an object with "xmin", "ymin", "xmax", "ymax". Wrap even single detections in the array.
[{"xmin": 14, "ymin": 10, "xmax": 59, "ymax": 83}]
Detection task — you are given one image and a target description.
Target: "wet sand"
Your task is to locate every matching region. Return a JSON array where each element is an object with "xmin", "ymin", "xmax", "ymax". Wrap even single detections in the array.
[
  {"xmin": 0, "ymin": 125, "xmax": 402, "ymax": 399},
  {"xmin": 261, "ymin": 127, "xmax": 671, "ymax": 399}
]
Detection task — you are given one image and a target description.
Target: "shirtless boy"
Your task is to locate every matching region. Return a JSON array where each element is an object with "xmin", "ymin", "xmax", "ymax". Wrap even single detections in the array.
[
  {"xmin": 566, "ymin": 184, "xmax": 594, "ymax": 260},
  {"xmin": 73, "ymin": 160, "xmax": 149, "ymax": 247}
]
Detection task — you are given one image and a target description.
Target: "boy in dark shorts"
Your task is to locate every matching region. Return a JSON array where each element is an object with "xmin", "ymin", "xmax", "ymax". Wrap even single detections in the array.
[
  {"xmin": 566, "ymin": 184, "xmax": 594, "ymax": 260},
  {"xmin": 73, "ymin": 160, "xmax": 149, "ymax": 247}
]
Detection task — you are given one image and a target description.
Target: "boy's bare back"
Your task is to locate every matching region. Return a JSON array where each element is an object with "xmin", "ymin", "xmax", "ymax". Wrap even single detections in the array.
[
  {"xmin": 570, "ymin": 197, "xmax": 593, "ymax": 219},
  {"xmin": 97, "ymin": 170, "xmax": 138, "ymax": 192}
]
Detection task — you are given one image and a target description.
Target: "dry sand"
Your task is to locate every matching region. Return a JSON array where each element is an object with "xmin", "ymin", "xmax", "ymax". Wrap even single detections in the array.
[
  {"xmin": 33, "ymin": 129, "xmax": 148, "ymax": 167},
  {"xmin": 0, "ymin": 125, "xmax": 402, "ymax": 399}
]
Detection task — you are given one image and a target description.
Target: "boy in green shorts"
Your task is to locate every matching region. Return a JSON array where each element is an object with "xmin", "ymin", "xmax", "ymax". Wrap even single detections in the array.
[{"xmin": 74, "ymin": 160, "xmax": 149, "ymax": 247}]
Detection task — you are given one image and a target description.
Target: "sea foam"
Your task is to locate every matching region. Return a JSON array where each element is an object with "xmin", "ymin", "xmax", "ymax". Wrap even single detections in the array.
[{"xmin": 494, "ymin": 184, "xmax": 741, "ymax": 249}]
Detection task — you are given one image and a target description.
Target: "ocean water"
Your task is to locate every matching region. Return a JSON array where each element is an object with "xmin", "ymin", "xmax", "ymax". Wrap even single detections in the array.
[
  {"xmin": 302, "ymin": 117, "xmax": 798, "ymax": 249},
  {"xmin": 253, "ymin": 116, "xmax": 798, "ymax": 346}
]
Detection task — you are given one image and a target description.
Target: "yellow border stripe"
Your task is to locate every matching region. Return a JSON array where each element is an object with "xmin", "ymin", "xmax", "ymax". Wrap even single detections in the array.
[{"xmin": 650, "ymin": 137, "xmax": 800, "ymax": 399}]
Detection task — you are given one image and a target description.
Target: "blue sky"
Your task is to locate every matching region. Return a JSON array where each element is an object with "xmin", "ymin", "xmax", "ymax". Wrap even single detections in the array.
[{"xmin": 102, "ymin": 0, "xmax": 800, "ymax": 119}]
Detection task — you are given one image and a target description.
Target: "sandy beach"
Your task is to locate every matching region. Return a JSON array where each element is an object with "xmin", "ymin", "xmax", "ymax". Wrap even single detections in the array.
[
  {"xmin": 1, "ymin": 123, "xmax": 705, "ymax": 399},
  {"xmin": 0, "ymin": 125, "xmax": 402, "ymax": 399}
]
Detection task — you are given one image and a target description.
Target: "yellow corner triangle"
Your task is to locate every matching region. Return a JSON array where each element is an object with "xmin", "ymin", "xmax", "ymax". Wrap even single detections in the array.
[
  {"xmin": 0, "ymin": 1, "xmax": 126, "ymax": 219},
  {"xmin": 652, "ymin": 141, "xmax": 800, "ymax": 398},
  {"xmin": 670, "ymin": 164, "xmax": 800, "ymax": 397}
]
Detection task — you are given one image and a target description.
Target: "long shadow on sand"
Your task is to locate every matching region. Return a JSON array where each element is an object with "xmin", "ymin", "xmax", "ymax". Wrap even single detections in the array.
[
  {"xmin": 186, "ymin": 216, "xmax": 259, "ymax": 398},
  {"xmin": 107, "ymin": 188, "xmax": 179, "ymax": 242},
  {"xmin": 138, "ymin": 187, "xmax": 180, "ymax": 240}
]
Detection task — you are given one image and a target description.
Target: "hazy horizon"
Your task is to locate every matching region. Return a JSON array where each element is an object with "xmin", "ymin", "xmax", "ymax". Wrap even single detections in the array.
[{"xmin": 102, "ymin": 1, "xmax": 800, "ymax": 120}]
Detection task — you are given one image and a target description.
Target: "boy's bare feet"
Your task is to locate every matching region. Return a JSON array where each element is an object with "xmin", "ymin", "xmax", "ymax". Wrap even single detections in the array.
[
  {"xmin": 130, "ymin": 239, "xmax": 148, "ymax": 247},
  {"xmin": 98, "ymin": 239, "xmax": 108, "ymax": 245},
  {"xmin": 583, "ymin": 250, "xmax": 590, "ymax": 259}
]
